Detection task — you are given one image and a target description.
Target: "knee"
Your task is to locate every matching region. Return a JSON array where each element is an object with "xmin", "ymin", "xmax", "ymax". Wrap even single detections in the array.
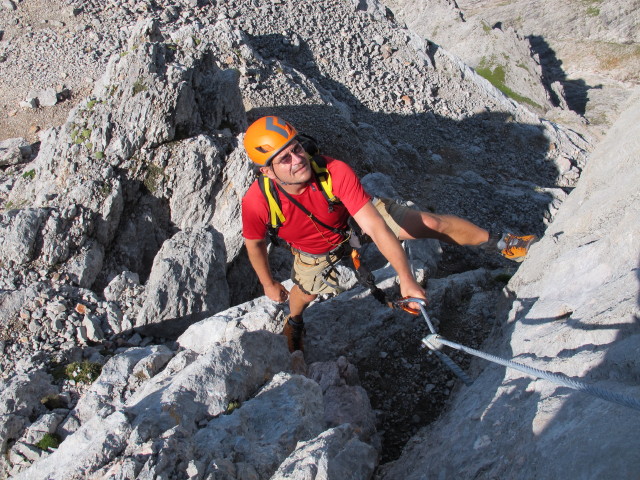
[
  {"xmin": 419, "ymin": 211, "xmax": 446, "ymax": 233},
  {"xmin": 400, "ymin": 210, "xmax": 441, "ymax": 239},
  {"xmin": 291, "ymin": 284, "xmax": 317, "ymax": 303}
]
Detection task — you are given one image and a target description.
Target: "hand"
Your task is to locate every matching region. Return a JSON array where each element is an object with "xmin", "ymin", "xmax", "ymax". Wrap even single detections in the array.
[
  {"xmin": 263, "ymin": 281, "xmax": 289, "ymax": 303},
  {"xmin": 400, "ymin": 279, "xmax": 428, "ymax": 313}
]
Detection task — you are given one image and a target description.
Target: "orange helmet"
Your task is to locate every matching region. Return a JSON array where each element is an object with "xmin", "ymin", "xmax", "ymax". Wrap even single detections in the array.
[{"xmin": 243, "ymin": 116, "xmax": 298, "ymax": 166}]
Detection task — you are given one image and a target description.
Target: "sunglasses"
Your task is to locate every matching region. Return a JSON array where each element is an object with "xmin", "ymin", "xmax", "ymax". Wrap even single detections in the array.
[{"xmin": 271, "ymin": 142, "xmax": 307, "ymax": 166}]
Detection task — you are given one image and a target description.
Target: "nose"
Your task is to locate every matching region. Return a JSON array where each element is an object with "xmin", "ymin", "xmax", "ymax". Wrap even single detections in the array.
[{"xmin": 290, "ymin": 149, "xmax": 307, "ymax": 165}]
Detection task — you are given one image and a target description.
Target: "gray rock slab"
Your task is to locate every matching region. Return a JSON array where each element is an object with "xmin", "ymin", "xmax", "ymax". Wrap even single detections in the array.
[
  {"xmin": 377, "ymin": 88, "xmax": 640, "ymax": 480},
  {"xmin": 194, "ymin": 372, "xmax": 326, "ymax": 478},
  {"xmin": 272, "ymin": 424, "xmax": 378, "ymax": 480},
  {"xmin": 135, "ymin": 227, "xmax": 230, "ymax": 337},
  {"xmin": 0, "ymin": 138, "xmax": 32, "ymax": 166},
  {"xmin": 177, "ymin": 292, "xmax": 287, "ymax": 354},
  {"xmin": 125, "ymin": 330, "xmax": 291, "ymax": 437},
  {"xmin": 73, "ymin": 345, "xmax": 172, "ymax": 425},
  {"xmin": 13, "ymin": 411, "xmax": 132, "ymax": 480}
]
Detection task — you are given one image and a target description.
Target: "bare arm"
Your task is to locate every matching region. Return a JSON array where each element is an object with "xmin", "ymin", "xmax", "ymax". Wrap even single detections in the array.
[
  {"xmin": 244, "ymin": 238, "xmax": 289, "ymax": 302},
  {"xmin": 352, "ymin": 201, "xmax": 426, "ymax": 302}
]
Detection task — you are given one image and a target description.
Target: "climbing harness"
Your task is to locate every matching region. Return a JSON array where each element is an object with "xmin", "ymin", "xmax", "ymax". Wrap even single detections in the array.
[
  {"xmin": 394, "ymin": 297, "xmax": 640, "ymax": 412},
  {"xmin": 258, "ymin": 138, "xmax": 388, "ymax": 301}
]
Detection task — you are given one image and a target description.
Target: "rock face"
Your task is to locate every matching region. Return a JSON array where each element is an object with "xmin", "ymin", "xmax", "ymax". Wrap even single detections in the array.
[
  {"xmin": 384, "ymin": 0, "xmax": 557, "ymax": 115},
  {"xmin": 12, "ymin": 331, "xmax": 380, "ymax": 480},
  {"xmin": 457, "ymin": 0, "xmax": 640, "ymax": 82},
  {"xmin": 377, "ymin": 90, "xmax": 640, "ymax": 480},
  {"xmin": 0, "ymin": 138, "xmax": 31, "ymax": 167},
  {"xmin": 452, "ymin": 0, "xmax": 640, "ymax": 133},
  {"xmin": 0, "ymin": 0, "xmax": 635, "ymax": 478}
]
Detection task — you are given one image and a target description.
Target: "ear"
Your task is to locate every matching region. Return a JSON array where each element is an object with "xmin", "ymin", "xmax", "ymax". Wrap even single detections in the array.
[{"xmin": 260, "ymin": 166, "xmax": 276, "ymax": 179}]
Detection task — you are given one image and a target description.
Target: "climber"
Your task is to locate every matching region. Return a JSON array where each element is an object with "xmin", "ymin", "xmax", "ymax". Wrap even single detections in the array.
[{"xmin": 241, "ymin": 116, "xmax": 536, "ymax": 353}]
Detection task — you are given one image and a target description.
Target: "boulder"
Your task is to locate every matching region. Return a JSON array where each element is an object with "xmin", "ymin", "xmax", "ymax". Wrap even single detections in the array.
[
  {"xmin": 0, "ymin": 208, "xmax": 47, "ymax": 265},
  {"xmin": 272, "ymin": 424, "xmax": 378, "ymax": 480},
  {"xmin": 135, "ymin": 227, "xmax": 229, "ymax": 337},
  {"xmin": 0, "ymin": 371, "xmax": 58, "ymax": 453},
  {"xmin": 0, "ymin": 138, "xmax": 32, "ymax": 166}
]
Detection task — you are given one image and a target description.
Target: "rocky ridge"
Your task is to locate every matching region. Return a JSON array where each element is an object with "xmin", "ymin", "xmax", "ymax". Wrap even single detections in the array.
[
  {"xmin": 0, "ymin": 0, "xmax": 629, "ymax": 478},
  {"xmin": 454, "ymin": 0, "xmax": 640, "ymax": 137}
]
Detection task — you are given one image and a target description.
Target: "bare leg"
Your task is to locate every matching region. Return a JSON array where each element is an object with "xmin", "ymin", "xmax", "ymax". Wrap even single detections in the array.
[
  {"xmin": 398, "ymin": 209, "xmax": 489, "ymax": 246},
  {"xmin": 288, "ymin": 284, "xmax": 317, "ymax": 317}
]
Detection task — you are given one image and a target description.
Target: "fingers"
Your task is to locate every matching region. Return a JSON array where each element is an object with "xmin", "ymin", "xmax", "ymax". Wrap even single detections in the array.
[
  {"xmin": 277, "ymin": 286, "xmax": 289, "ymax": 303},
  {"xmin": 398, "ymin": 284, "xmax": 428, "ymax": 314},
  {"xmin": 264, "ymin": 282, "xmax": 289, "ymax": 303},
  {"xmin": 407, "ymin": 300, "xmax": 425, "ymax": 313},
  {"xmin": 402, "ymin": 288, "xmax": 428, "ymax": 308}
]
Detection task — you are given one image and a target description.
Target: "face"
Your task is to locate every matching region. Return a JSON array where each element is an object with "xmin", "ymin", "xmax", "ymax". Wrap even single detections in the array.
[{"xmin": 262, "ymin": 141, "xmax": 312, "ymax": 184}]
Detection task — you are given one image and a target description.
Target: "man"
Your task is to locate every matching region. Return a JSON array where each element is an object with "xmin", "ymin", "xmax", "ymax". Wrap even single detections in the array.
[{"xmin": 241, "ymin": 116, "xmax": 535, "ymax": 352}]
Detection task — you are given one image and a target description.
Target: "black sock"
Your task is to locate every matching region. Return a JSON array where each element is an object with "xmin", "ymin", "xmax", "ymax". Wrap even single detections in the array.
[
  {"xmin": 288, "ymin": 315, "xmax": 304, "ymax": 325},
  {"xmin": 481, "ymin": 231, "xmax": 502, "ymax": 252}
]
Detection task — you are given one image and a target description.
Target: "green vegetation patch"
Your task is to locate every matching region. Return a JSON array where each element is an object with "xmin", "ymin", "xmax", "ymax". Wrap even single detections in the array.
[
  {"xmin": 586, "ymin": 6, "xmax": 600, "ymax": 16},
  {"xmin": 143, "ymin": 163, "xmax": 165, "ymax": 193},
  {"xmin": 54, "ymin": 360, "xmax": 102, "ymax": 384},
  {"xmin": 22, "ymin": 169, "xmax": 35, "ymax": 180},
  {"xmin": 4, "ymin": 199, "xmax": 29, "ymax": 211},
  {"xmin": 225, "ymin": 400, "xmax": 241, "ymax": 415},
  {"xmin": 35, "ymin": 433, "xmax": 61, "ymax": 451},
  {"xmin": 132, "ymin": 79, "xmax": 148, "ymax": 95},
  {"xmin": 99, "ymin": 181, "xmax": 112, "ymax": 197},
  {"xmin": 476, "ymin": 57, "xmax": 542, "ymax": 110},
  {"xmin": 580, "ymin": 0, "xmax": 602, "ymax": 16}
]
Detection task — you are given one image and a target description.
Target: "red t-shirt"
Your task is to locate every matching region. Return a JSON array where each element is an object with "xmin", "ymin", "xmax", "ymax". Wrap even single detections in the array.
[{"xmin": 242, "ymin": 156, "xmax": 371, "ymax": 254}]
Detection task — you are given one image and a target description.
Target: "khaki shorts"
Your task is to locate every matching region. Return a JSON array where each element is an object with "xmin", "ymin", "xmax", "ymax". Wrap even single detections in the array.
[{"xmin": 291, "ymin": 197, "xmax": 410, "ymax": 295}]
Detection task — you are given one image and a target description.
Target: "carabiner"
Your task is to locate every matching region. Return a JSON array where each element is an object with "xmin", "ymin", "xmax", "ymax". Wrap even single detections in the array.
[
  {"xmin": 392, "ymin": 297, "xmax": 437, "ymax": 334},
  {"xmin": 392, "ymin": 296, "xmax": 427, "ymax": 316}
]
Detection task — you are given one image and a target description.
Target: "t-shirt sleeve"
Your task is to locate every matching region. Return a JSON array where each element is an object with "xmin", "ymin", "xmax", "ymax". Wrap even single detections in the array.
[
  {"xmin": 242, "ymin": 182, "xmax": 268, "ymax": 240},
  {"xmin": 326, "ymin": 157, "xmax": 371, "ymax": 215}
]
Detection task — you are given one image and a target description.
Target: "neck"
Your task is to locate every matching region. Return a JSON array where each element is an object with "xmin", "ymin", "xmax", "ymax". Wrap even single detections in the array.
[{"xmin": 276, "ymin": 180, "xmax": 308, "ymax": 195}]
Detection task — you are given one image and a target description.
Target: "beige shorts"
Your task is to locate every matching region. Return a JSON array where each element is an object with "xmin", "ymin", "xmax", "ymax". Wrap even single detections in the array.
[{"xmin": 291, "ymin": 197, "xmax": 410, "ymax": 295}]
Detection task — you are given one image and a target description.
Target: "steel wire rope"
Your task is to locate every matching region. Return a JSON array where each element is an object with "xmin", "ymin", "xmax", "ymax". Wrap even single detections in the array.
[
  {"xmin": 395, "ymin": 298, "xmax": 640, "ymax": 412},
  {"xmin": 426, "ymin": 334, "xmax": 640, "ymax": 412}
]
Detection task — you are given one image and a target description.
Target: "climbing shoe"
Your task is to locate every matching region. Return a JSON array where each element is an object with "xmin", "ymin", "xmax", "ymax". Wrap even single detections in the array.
[
  {"xmin": 282, "ymin": 316, "xmax": 305, "ymax": 353},
  {"xmin": 499, "ymin": 233, "xmax": 537, "ymax": 262}
]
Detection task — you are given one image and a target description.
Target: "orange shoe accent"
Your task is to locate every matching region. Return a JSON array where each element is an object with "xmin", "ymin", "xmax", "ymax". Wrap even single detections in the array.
[{"xmin": 501, "ymin": 234, "xmax": 537, "ymax": 262}]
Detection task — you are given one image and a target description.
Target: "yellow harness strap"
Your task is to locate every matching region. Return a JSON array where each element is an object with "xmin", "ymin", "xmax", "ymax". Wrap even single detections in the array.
[
  {"xmin": 310, "ymin": 158, "xmax": 338, "ymax": 204},
  {"xmin": 260, "ymin": 175, "xmax": 285, "ymax": 229}
]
